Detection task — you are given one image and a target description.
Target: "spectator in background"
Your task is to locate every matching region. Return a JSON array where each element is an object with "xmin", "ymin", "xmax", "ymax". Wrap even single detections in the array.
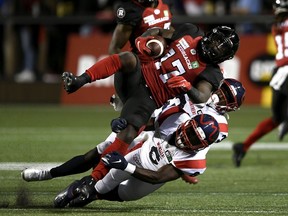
[
  {"xmin": 13, "ymin": 0, "xmax": 40, "ymax": 83},
  {"xmin": 231, "ymin": 0, "xmax": 263, "ymax": 34}
]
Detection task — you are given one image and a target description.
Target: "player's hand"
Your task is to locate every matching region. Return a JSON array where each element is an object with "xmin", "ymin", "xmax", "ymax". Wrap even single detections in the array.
[
  {"xmin": 102, "ymin": 151, "xmax": 128, "ymax": 170},
  {"xmin": 111, "ymin": 118, "xmax": 127, "ymax": 133},
  {"xmin": 181, "ymin": 174, "xmax": 199, "ymax": 185},
  {"xmin": 135, "ymin": 36, "xmax": 154, "ymax": 56},
  {"xmin": 167, "ymin": 76, "xmax": 192, "ymax": 92},
  {"xmin": 69, "ymin": 176, "xmax": 97, "ymax": 207},
  {"xmin": 62, "ymin": 72, "xmax": 90, "ymax": 94}
]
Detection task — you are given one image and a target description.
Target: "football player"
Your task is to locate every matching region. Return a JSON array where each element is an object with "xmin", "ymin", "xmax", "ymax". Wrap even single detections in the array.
[
  {"xmin": 54, "ymin": 113, "xmax": 220, "ymax": 208},
  {"xmin": 232, "ymin": 0, "xmax": 288, "ymax": 167},
  {"xmin": 61, "ymin": 23, "xmax": 239, "ymax": 182},
  {"xmin": 109, "ymin": 0, "xmax": 173, "ymax": 57},
  {"xmin": 53, "ymin": 78, "xmax": 245, "ymax": 207}
]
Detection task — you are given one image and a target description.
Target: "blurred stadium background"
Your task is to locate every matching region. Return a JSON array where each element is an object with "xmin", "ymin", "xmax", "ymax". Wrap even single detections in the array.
[{"xmin": 1, "ymin": 0, "xmax": 288, "ymax": 215}]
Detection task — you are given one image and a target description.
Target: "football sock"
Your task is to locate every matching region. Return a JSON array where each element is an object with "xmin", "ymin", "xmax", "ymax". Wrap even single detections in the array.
[
  {"xmin": 243, "ymin": 117, "xmax": 278, "ymax": 151},
  {"xmin": 85, "ymin": 54, "xmax": 122, "ymax": 81},
  {"xmin": 91, "ymin": 138, "xmax": 129, "ymax": 180},
  {"xmin": 50, "ymin": 155, "xmax": 95, "ymax": 178}
]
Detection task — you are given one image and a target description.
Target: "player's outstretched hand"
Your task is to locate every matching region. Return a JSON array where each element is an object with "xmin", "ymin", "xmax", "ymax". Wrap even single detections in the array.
[
  {"xmin": 62, "ymin": 72, "xmax": 91, "ymax": 94},
  {"xmin": 102, "ymin": 151, "xmax": 128, "ymax": 170},
  {"xmin": 111, "ymin": 118, "xmax": 127, "ymax": 133}
]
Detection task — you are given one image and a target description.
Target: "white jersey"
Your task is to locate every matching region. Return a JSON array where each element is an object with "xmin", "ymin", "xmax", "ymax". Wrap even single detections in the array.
[
  {"xmin": 126, "ymin": 131, "xmax": 208, "ymax": 176},
  {"xmin": 95, "ymin": 95, "xmax": 229, "ymax": 201}
]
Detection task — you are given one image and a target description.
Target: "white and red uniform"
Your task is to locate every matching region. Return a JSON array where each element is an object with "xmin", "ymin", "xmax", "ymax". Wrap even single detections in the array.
[{"xmin": 95, "ymin": 97, "xmax": 228, "ymax": 201}]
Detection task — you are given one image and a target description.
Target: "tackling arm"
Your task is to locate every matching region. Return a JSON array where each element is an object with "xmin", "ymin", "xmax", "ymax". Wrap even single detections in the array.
[
  {"xmin": 102, "ymin": 151, "xmax": 182, "ymax": 184},
  {"xmin": 132, "ymin": 164, "xmax": 182, "ymax": 184},
  {"xmin": 186, "ymin": 80, "xmax": 213, "ymax": 103},
  {"xmin": 108, "ymin": 24, "xmax": 133, "ymax": 54}
]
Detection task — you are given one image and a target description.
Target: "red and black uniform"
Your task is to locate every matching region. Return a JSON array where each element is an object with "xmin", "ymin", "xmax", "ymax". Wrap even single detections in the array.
[
  {"xmin": 115, "ymin": 0, "xmax": 173, "ymax": 60},
  {"xmin": 269, "ymin": 18, "xmax": 288, "ymax": 124},
  {"xmin": 87, "ymin": 23, "xmax": 223, "ymax": 130},
  {"xmin": 141, "ymin": 23, "xmax": 223, "ymax": 107}
]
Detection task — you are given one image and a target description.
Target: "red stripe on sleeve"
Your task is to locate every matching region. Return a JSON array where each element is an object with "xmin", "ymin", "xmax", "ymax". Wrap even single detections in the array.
[
  {"xmin": 219, "ymin": 123, "xmax": 228, "ymax": 133},
  {"xmin": 174, "ymin": 159, "xmax": 206, "ymax": 169}
]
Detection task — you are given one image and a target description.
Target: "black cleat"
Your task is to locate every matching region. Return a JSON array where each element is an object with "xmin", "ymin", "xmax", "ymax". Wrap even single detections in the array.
[
  {"xmin": 279, "ymin": 122, "xmax": 288, "ymax": 141},
  {"xmin": 54, "ymin": 180, "xmax": 81, "ymax": 208},
  {"xmin": 232, "ymin": 143, "xmax": 246, "ymax": 168}
]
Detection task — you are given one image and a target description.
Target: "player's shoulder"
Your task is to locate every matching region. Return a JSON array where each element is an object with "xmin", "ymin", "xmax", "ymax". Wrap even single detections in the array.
[
  {"xmin": 172, "ymin": 23, "xmax": 204, "ymax": 40},
  {"xmin": 114, "ymin": 0, "xmax": 143, "ymax": 25}
]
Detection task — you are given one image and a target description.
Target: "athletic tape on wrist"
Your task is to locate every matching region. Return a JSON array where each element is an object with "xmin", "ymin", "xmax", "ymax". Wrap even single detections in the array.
[{"xmin": 124, "ymin": 163, "xmax": 136, "ymax": 174}]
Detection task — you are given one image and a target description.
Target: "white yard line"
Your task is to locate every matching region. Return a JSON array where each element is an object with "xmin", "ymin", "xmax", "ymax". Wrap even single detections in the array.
[{"xmin": 0, "ymin": 142, "xmax": 288, "ymax": 170}]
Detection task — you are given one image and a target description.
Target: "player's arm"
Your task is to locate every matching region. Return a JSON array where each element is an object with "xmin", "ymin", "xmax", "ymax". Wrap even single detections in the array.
[
  {"xmin": 108, "ymin": 24, "xmax": 133, "ymax": 54},
  {"xmin": 140, "ymin": 27, "xmax": 174, "ymax": 40},
  {"xmin": 132, "ymin": 164, "xmax": 182, "ymax": 184},
  {"xmin": 186, "ymin": 80, "xmax": 213, "ymax": 103},
  {"xmin": 102, "ymin": 152, "xmax": 182, "ymax": 184}
]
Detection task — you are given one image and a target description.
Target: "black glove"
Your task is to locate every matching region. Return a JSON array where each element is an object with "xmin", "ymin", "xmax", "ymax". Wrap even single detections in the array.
[
  {"xmin": 62, "ymin": 71, "xmax": 91, "ymax": 94},
  {"xmin": 101, "ymin": 151, "xmax": 128, "ymax": 170},
  {"xmin": 111, "ymin": 118, "xmax": 127, "ymax": 133},
  {"xmin": 68, "ymin": 176, "xmax": 97, "ymax": 207}
]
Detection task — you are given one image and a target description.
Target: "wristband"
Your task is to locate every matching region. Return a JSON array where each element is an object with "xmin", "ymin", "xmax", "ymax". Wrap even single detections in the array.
[{"xmin": 124, "ymin": 163, "xmax": 136, "ymax": 174}]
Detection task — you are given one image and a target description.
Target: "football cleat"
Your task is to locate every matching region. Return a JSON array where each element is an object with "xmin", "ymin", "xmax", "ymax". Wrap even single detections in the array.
[
  {"xmin": 279, "ymin": 121, "xmax": 288, "ymax": 141},
  {"xmin": 232, "ymin": 143, "xmax": 246, "ymax": 167},
  {"xmin": 21, "ymin": 168, "xmax": 52, "ymax": 182},
  {"xmin": 54, "ymin": 180, "xmax": 81, "ymax": 208}
]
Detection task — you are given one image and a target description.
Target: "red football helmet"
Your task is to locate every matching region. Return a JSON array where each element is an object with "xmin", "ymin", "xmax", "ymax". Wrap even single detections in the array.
[{"xmin": 175, "ymin": 114, "xmax": 219, "ymax": 152}]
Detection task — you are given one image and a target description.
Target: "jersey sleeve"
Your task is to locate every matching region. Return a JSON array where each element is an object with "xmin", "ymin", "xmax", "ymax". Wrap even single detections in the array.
[
  {"xmin": 172, "ymin": 147, "xmax": 210, "ymax": 176},
  {"xmin": 114, "ymin": 1, "xmax": 142, "ymax": 27},
  {"xmin": 171, "ymin": 23, "xmax": 204, "ymax": 40}
]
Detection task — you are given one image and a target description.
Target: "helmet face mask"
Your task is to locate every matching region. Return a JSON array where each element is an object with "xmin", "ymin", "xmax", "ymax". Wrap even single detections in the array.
[
  {"xmin": 174, "ymin": 114, "xmax": 219, "ymax": 152},
  {"xmin": 200, "ymin": 26, "xmax": 239, "ymax": 64},
  {"xmin": 273, "ymin": 0, "xmax": 288, "ymax": 16},
  {"xmin": 211, "ymin": 78, "xmax": 246, "ymax": 114}
]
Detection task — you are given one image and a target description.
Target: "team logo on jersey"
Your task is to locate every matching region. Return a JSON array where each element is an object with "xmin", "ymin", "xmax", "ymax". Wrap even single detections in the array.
[
  {"xmin": 164, "ymin": 10, "xmax": 169, "ymax": 17},
  {"xmin": 190, "ymin": 49, "xmax": 196, "ymax": 55},
  {"xmin": 117, "ymin": 7, "xmax": 126, "ymax": 19},
  {"xmin": 191, "ymin": 61, "xmax": 199, "ymax": 69},
  {"xmin": 165, "ymin": 150, "xmax": 172, "ymax": 162},
  {"xmin": 154, "ymin": 9, "xmax": 160, "ymax": 15}
]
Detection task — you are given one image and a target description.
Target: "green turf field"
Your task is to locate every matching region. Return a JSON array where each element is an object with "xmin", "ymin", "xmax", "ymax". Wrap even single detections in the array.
[{"xmin": 0, "ymin": 105, "xmax": 287, "ymax": 216}]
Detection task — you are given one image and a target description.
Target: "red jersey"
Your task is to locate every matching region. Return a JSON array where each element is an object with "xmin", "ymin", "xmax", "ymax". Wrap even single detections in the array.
[
  {"xmin": 141, "ymin": 23, "xmax": 223, "ymax": 107},
  {"xmin": 272, "ymin": 18, "xmax": 288, "ymax": 67},
  {"xmin": 115, "ymin": 0, "xmax": 173, "ymax": 56}
]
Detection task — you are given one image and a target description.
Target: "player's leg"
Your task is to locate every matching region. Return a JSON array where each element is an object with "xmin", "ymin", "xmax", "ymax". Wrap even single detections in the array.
[
  {"xmin": 90, "ymin": 55, "xmax": 157, "ymax": 181},
  {"xmin": 232, "ymin": 89, "xmax": 281, "ymax": 167},
  {"xmin": 273, "ymin": 90, "xmax": 288, "ymax": 140},
  {"xmin": 22, "ymin": 134, "xmax": 116, "ymax": 181}
]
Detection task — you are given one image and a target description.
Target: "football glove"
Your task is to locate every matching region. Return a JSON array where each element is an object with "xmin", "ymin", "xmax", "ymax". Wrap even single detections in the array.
[
  {"xmin": 167, "ymin": 76, "xmax": 192, "ymax": 92},
  {"xmin": 68, "ymin": 175, "xmax": 97, "ymax": 207},
  {"xmin": 111, "ymin": 118, "xmax": 128, "ymax": 133},
  {"xmin": 102, "ymin": 151, "xmax": 128, "ymax": 170},
  {"xmin": 62, "ymin": 72, "xmax": 91, "ymax": 94},
  {"xmin": 135, "ymin": 36, "xmax": 154, "ymax": 56}
]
